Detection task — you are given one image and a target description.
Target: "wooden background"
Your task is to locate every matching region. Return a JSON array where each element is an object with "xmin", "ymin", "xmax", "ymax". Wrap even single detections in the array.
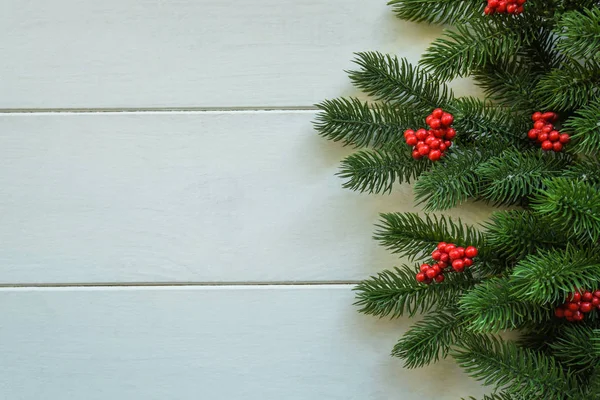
[{"xmin": 0, "ymin": 0, "xmax": 493, "ymax": 398}]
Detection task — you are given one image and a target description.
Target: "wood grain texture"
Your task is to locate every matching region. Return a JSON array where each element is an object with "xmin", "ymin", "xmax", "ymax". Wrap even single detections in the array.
[
  {"xmin": 0, "ymin": 111, "xmax": 495, "ymax": 284},
  {"xmin": 0, "ymin": 285, "xmax": 487, "ymax": 399},
  {"xmin": 0, "ymin": 0, "xmax": 483, "ymax": 109}
]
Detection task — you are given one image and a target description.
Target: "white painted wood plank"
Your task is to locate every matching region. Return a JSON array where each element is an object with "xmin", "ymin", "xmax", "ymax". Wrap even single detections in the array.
[
  {"xmin": 0, "ymin": 285, "xmax": 486, "ymax": 399},
  {"xmin": 0, "ymin": 0, "xmax": 463, "ymax": 109},
  {"xmin": 0, "ymin": 111, "xmax": 495, "ymax": 284}
]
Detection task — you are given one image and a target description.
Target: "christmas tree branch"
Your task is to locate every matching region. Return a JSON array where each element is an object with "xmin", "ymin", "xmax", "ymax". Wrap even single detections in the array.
[
  {"xmin": 387, "ymin": 0, "xmax": 483, "ymax": 24},
  {"xmin": 564, "ymin": 98, "xmax": 600, "ymax": 156},
  {"xmin": 555, "ymin": 8, "xmax": 600, "ymax": 62},
  {"xmin": 549, "ymin": 325, "xmax": 600, "ymax": 372}
]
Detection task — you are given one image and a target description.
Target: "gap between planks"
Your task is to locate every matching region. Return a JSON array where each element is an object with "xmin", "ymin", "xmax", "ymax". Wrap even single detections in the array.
[
  {"xmin": 0, "ymin": 281, "xmax": 360, "ymax": 289},
  {"xmin": 0, "ymin": 106, "xmax": 319, "ymax": 114}
]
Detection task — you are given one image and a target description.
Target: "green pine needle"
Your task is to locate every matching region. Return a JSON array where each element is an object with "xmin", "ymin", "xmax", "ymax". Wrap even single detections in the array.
[
  {"xmin": 510, "ymin": 246, "xmax": 600, "ymax": 304},
  {"xmin": 563, "ymin": 98, "xmax": 600, "ymax": 156},
  {"xmin": 337, "ymin": 145, "xmax": 429, "ymax": 194},
  {"xmin": 555, "ymin": 8, "xmax": 600, "ymax": 62},
  {"xmin": 354, "ymin": 265, "xmax": 476, "ymax": 318},
  {"xmin": 374, "ymin": 212, "xmax": 486, "ymax": 261},
  {"xmin": 550, "ymin": 325, "xmax": 600, "ymax": 372},
  {"xmin": 387, "ymin": 0, "xmax": 483, "ymax": 24},
  {"xmin": 348, "ymin": 52, "xmax": 454, "ymax": 112},
  {"xmin": 453, "ymin": 335, "xmax": 577, "ymax": 399},
  {"xmin": 563, "ymin": 159, "xmax": 600, "ymax": 189},
  {"xmin": 314, "ymin": 97, "xmax": 420, "ymax": 148},
  {"xmin": 392, "ymin": 307, "xmax": 463, "ymax": 368},
  {"xmin": 531, "ymin": 178, "xmax": 600, "ymax": 243},
  {"xmin": 473, "ymin": 60, "xmax": 539, "ymax": 110}
]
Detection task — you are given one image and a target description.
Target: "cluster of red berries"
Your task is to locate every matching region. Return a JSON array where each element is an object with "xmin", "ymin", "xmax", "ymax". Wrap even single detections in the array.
[
  {"xmin": 416, "ymin": 242, "xmax": 478, "ymax": 284},
  {"xmin": 527, "ymin": 111, "xmax": 569, "ymax": 152},
  {"xmin": 555, "ymin": 290, "xmax": 600, "ymax": 322},
  {"xmin": 403, "ymin": 109, "xmax": 456, "ymax": 162},
  {"xmin": 484, "ymin": 0, "xmax": 525, "ymax": 15}
]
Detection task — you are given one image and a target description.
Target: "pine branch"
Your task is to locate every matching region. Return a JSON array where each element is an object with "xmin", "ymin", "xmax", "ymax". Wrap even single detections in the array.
[
  {"xmin": 563, "ymin": 159, "xmax": 600, "ymax": 188},
  {"xmin": 483, "ymin": 210, "xmax": 568, "ymax": 261},
  {"xmin": 314, "ymin": 97, "xmax": 419, "ymax": 148},
  {"xmin": 563, "ymin": 98, "xmax": 600, "ymax": 156},
  {"xmin": 463, "ymin": 393, "xmax": 520, "ymax": 400},
  {"xmin": 476, "ymin": 150, "xmax": 570, "ymax": 206},
  {"xmin": 420, "ymin": 20, "xmax": 522, "ymax": 82},
  {"xmin": 337, "ymin": 145, "xmax": 429, "ymax": 194},
  {"xmin": 555, "ymin": 8, "xmax": 600, "ymax": 62},
  {"xmin": 531, "ymin": 178, "xmax": 600, "ymax": 243},
  {"xmin": 460, "ymin": 278, "xmax": 552, "ymax": 333},
  {"xmin": 413, "ymin": 149, "xmax": 485, "ymax": 211},
  {"xmin": 534, "ymin": 60, "xmax": 600, "ymax": 111},
  {"xmin": 392, "ymin": 307, "xmax": 463, "ymax": 368},
  {"xmin": 453, "ymin": 335, "xmax": 577, "ymax": 399},
  {"xmin": 550, "ymin": 325, "xmax": 600, "ymax": 372},
  {"xmin": 388, "ymin": 0, "xmax": 483, "ymax": 24},
  {"xmin": 354, "ymin": 265, "xmax": 476, "ymax": 318},
  {"xmin": 348, "ymin": 52, "xmax": 454, "ymax": 112},
  {"xmin": 510, "ymin": 246, "xmax": 600, "ymax": 304},
  {"xmin": 374, "ymin": 212, "xmax": 486, "ymax": 261},
  {"xmin": 451, "ymin": 97, "xmax": 529, "ymax": 144}
]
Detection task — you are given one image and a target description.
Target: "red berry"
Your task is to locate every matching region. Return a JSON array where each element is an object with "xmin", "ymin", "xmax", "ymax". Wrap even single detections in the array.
[
  {"xmin": 592, "ymin": 297, "xmax": 600, "ymax": 307},
  {"xmin": 440, "ymin": 253, "xmax": 450, "ymax": 263},
  {"xmin": 420, "ymin": 264, "xmax": 430, "ymax": 273},
  {"xmin": 516, "ymin": 5, "xmax": 524, "ymax": 13},
  {"xmin": 594, "ymin": 290, "xmax": 600, "ymax": 298},
  {"xmin": 425, "ymin": 115, "xmax": 434, "ymax": 126},
  {"xmin": 559, "ymin": 134, "xmax": 570, "ymax": 144},
  {"xmin": 452, "ymin": 259, "xmax": 465, "ymax": 270},
  {"xmin": 455, "ymin": 247, "xmax": 465, "ymax": 257},
  {"xmin": 568, "ymin": 302, "xmax": 580, "ymax": 311},
  {"xmin": 429, "ymin": 119, "xmax": 442, "ymax": 129},
  {"xmin": 449, "ymin": 249, "xmax": 461, "ymax": 260},
  {"xmin": 548, "ymin": 131, "xmax": 560, "ymax": 142},
  {"xmin": 404, "ymin": 129, "xmax": 415, "ymax": 139},
  {"xmin": 431, "ymin": 250, "xmax": 442, "ymax": 260},
  {"xmin": 428, "ymin": 150, "xmax": 442, "ymax": 161},
  {"xmin": 564, "ymin": 309, "xmax": 574, "ymax": 318},
  {"xmin": 406, "ymin": 135, "xmax": 418, "ymax": 146},
  {"xmin": 580, "ymin": 302, "xmax": 593, "ymax": 313},
  {"xmin": 445, "ymin": 128, "xmax": 456, "ymax": 140},
  {"xmin": 438, "ymin": 143, "xmax": 447, "ymax": 152},
  {"xmin": 488, "ymin": 0, "xmax": 499, "ymax": 7},
  {"xmin": 463, "ymin": 257, "xmax": 473, "ymax": 267},
  {"xmin": 542, "ymin": 125, "xmax": 553, "ymax": 134},
  {"xmin": 445, "ymin": 244, "xmax": 456, "ymax": 252},
  {"xmin": 435, "ymin": 274, "xmax": 445, "ymax": 283},
  {"xmin": 424, "ymin": 278, "xmax": 433, "ymax": 285},
  {"xmin": 507, "ymin": 4, "xmax": 517, "ymax": 13},
  {"xmin": 432, "ymin": 108, "xmax": 444, "ymax": 119},
  {"xmin": 444, "ymin": 140, "xmax": 453, "ymax": 149},
  {"xmin": 438, "ymin": 261, "xmax": 448, "ymax": 269},
  {"xmin": 574, "ymin": 311, "xmax": 584, "ymax": 321},
  {"xmin": 437, "ymin": 242, "xmax": 447, "ymax": 251},
  {"xmin": 453, "ymin": 266, "xmax": 465, "ymax": 273},
  {"xmin": 426, "ymin": 269, "xmax": 438, "ymax": 279},
  {"xmin": 532, "ymin": 112, "xmax": 543, "ymax": 121},
  {"xmin": 484, "ymin": 6, "xmax": 494, "ymax": 14},
  {"xmin": 552, "ymin": 142, "xmax": 563, "ymax": 152},
  {"xmin": 542, "ymin": 112, "xmax": 557, "ymax": 122},
  {"xmin": 533, "ymin": 120, "xmax": 546, "ymax": 130},
  {"xmin": 541, "ymin": 140, "xmax": 553, "ymax": 151},
  {"xmin": 465, "ymin": 246, "xmax": 478, "ymax": 258},
  {"xmin": 528, "ymin": 129, "xmax": 539, "ymax": 140},
  {"xmin": 416, "ymin": 273, "xmax": 427, "ymax": 282},
  {"xmin": 441, "ymin": 113, "xmax": 454, "ymax": 126},
  {"xmin": 537, "ymin": 132, "xmax": 548, "ymax": 143},
  {"xmin": 570, "ymin": 292, "xmax": 582, "ymax": 302},
  {"xmin": 432, "ymin": 129, "xmax": 445, "ymax": 138},
  {"xmin": 418, "ymin": 145, "xmax": 430, "ymax": 156},
  {"xmin": 416, "ymin": 129, "xmax": 428, "ymax": 140},
  {"xmin": 497, "ymin": 1, "xmax": 507, "ymax": 12},
  {"xmin": 425, "ymin": 136, "xmax": 436, "ymax": 145},
  {"xmin": 516, "ymin": 0, "xmax": 526, "ymax": 5},
  {"xmin": 583, "ymin": 292, "xmax": 593, "ymax": 302},
  {"xmin": 555, "ymin": 308, "xmax": 565, "ymax": 318},
  {"xmin": 412, "ymin": 150, "xmax": 422, "ymax": 159},
  {"xmin": 430, "ymin": 139, "xmax": 441, "ymax": 149}
]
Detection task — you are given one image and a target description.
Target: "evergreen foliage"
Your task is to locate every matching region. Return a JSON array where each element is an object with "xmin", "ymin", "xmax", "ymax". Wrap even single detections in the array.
[{"xmin": 315, "ymin": 0, "xmax": 600, "ymax": 398}]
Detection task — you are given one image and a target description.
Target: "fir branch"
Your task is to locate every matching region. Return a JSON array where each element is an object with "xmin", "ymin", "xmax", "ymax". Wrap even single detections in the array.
[
  {"xmin": 534, "ymin": 60, "xmax": 600, "ymax": 111},
  {"xmin": 452, "ymin": 97, "xmax": 529, "ymax": 144},
  {"xmin": 531, "ymin": 178, "xmax": 600, "ymax": 243},
  {"xmin": 314, "ymin": 97, "xmax": 419, "ymax": 148},
  {"xmin": 374, "ymin": 212, "xmax": 486, "ymax": 261},
  {"xmin": 392, "ymin": 307, "xmax": 463, "ymax": 368},
  {"xmin": 348, "ymin": 52, "xmax": 454, "ymax": 111},
  {"xmin": 483, "ymin": 210, "xmax": 568, "ymax": 261},
  {"xmin": 550, "ymin": 325, "xmax": 600, "ymax": 372},
  {"xmin": 463, "ymin": 393, "xmax": 520, "ymax": 400},
  {"xmin": 563, "ymin": 98, "xmax": 600, "ymax": 156},
  {"xmin": 510, "ymin": 246, "xmax": 600, "ymax": 304},
  {"xmin": 472, "ymin": 61, "xmax": 539, "ymax": 110},
  {"xmin": 420, "ymin": 20, "xmax": 522, "ymax": 82},
  {"xmin": 337, "ymin": 145, "xmax": 428, "ymax": 194},
  {"xmin": 413, "ymin": 149, "xmax": 486, "ymax": 211},
  {"xmin": 555, "ymin": 8, "xmax": 600, "ymax": 62},
  {"xmin": 460, "ymin": 278, "xmax": 553, "ymax": 333},
  {"xmin": 476, "ymin": 150, "xmax": 570, "ymax": 206},
  {"xmin": 354, "ymin": 265, "xmax": 476, "ymax": 318},
  {"xmin": 453, "ymin": 335, "xmax": 577, "ymax": 399},
  {"xmin": 388, "ymin": 0, "xmax": 483, "ymax": 24},
  {"xmin": 563, "ymin": 159, "xmax": 600, "ymax": 188}
]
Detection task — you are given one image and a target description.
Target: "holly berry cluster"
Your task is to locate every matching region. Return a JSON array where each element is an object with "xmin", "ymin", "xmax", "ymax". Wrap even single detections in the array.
[
  {"xmin": 484, "ymin": 0, "xmax": 525, "ymax": 15},
  {"xmin": 403, "ymin": 109, "xmax": 456, "ymax": 162},
  {"xmin": 527, "ymin": 111, "xmax": 570, "ymax": 152},
  {"xmin": 555, "ymin": 290, "xmax": 600, "ymax": 322},
  {"xmin": 416, "ymin": 242, "xmax": 478, "ymax": 284}
]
